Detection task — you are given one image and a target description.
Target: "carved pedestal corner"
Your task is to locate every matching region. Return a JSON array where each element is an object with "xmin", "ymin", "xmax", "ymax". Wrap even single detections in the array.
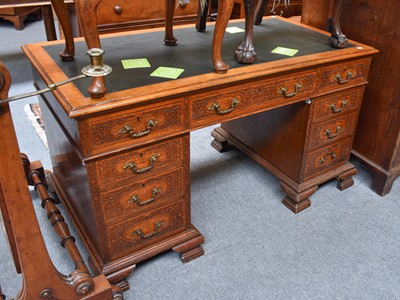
[{"xmin": 280, "ymin": 182, "xmax": 318, "ymax": 214}]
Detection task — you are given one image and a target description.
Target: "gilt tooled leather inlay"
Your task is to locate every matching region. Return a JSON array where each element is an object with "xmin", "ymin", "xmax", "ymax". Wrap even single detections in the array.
[
  {"xmin": 101, "ymin": 168, "xmax": 184, "ymax": 224},
  {"xmin": 318, "ymin": 60, "xmax": 369, "ymax": 90},
  {"xmin": 191, "ymin": 73, "xmax": 316, "ymax": 122},
  {"xmin": 106, "ymin": 202, "xmax": 185, "ymax": 258},
  {"xmin": 95, "ymin": 138, "xmax": 183, "ymax": 188},
  {"xmin": 312, "ymin": 88, "xmax": 363, "ymax": 121},
  {"xmin": 302, "ymin": 138, "xmax": 353, "ymax": 180},
  {"xmin": 90, "ymin": 104, "xmax": 183, "ymax": 147}
]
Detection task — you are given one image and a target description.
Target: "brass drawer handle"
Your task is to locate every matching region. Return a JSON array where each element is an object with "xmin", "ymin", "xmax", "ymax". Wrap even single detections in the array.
[
  {"xmin": 328, "ymin": 100, "xmax": 347, "ymax": 113},
  {"xmin": 114, "ymin": 5, "xmax": 123, "ymax": 15},
  {"xmin": 132, "ymin": 221, "xmax": 164, "ymax": 239},
  {"xmin": 178, "ymin": 1, "xmax": 187, "ymax": 8},
  {"xmin": 324, "ymin": 126, "xmax": 342, "ymax": 139},
  {"xmin": 279, "ymin": 83, "xmax": 302, "ymax": 98},
  {"xmin": 319, "ymin": 151, "xmax": 337, "ymax": 164},
  {"xmin": 208, "ymin": 98, "xmax": 240, "ymax": 115},
  {"xmin": 123, "ymin": 153, "xmax": 160, "ymax": 174},
  {"xmin": 336, "ymin": 72, "xmax": 353, "ymax": 84},
  {"xmin": 119, "ymin": 119, "xmax": 158, "ymax": 138},
  {"xmin": 128, "ymin": 188, "xmax": 162, "ymax": 206}
]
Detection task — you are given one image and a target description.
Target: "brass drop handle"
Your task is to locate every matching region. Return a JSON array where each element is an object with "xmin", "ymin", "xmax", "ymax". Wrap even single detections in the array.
[
  {"xmin": 328, "ymin": 100, "xmax": 347, "ymax": 113},
  {"xmin": 128, "ymin": 188, "xmax": 162, "ymax": 206},
  {"xmin": 123, "ymin": 153, "xmax": 160, "ymax": 174},
  {"xmin": 279, "ymin": 83, "xmax": 302, "ymax": 98},
  {"xmin": 208, "ymin": 98, "xmax": 240, "ymax": 115},
  {"xmin": 178, "ymin": 1, "xmax": 187, "ymax": 8},
  {"xmin": 319, "ymin": 151, "xmax": 337, "ymax": 163},
  {"xmin": 114, "ymin": 6, "xmax": 123, "ymax": 15},
  {"xmin": 324, "ymin": 126, "xmax": 342, "ymax": 138},
  {"xmin": 132, "ymin": 221, "xmax": 164, "ymax": 239},
  {"xmin": 119, "ymin": 119, "xmax": 158, "ymax": 138},
  {"xmin": 336, "ymin": 72, "xmax": 353, "ymax": 84}
]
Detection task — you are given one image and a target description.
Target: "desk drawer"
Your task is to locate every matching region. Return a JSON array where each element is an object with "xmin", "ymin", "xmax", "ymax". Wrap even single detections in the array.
[
  {"xmin": 81, "ymin": 100, "xmax": 185, "ymax": 156},
  {"xmin": 307, "ymin": 111, "xmax": 358, "ymax": 151},
  {"xmin": 317, "ymin": 58, "xmax": 370, "ymax": 94},
  {"xmin": 311, "ymin": 87, "xmax": 364, "ymax": 123},
  {"xmin": 93, "ymin": 136, "xmax": 186, "ymax": 189},
  {"xmin": 101, "ymin": 168, "xmax": 185, "ymax": 225},
  {"xmin": 302, "ymin": 137, "xmax": 353, "ymax": 180},
  {"xmin": 190, "ymin": 71, "xmax": 316, "ymax": 128},
  {"xmin": 107, "ymin": 200, "xmax": 186, "ymax": 260}
]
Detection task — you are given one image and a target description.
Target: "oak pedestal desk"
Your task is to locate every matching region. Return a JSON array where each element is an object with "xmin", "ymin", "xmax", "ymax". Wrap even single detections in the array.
[{"xmin": 23, "ymin": 17, "xmax": 376, "ymax": 290}]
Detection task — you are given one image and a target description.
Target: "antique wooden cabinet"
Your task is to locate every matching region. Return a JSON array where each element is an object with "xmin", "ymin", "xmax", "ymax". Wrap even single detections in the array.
[
  {"xmin": 0, "ymin": 5, "xmax": 41, "ymax": 30},
  {"xmin": 302, "ymin": 0, "xmax": 400, "ymax": 195},
  {"xmin": 23, "ymin": 17, "xmax": 376, "ymax": 290}
]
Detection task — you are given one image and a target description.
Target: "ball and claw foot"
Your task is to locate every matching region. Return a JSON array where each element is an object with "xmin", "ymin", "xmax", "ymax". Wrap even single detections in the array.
[
  {"xmin": 330, "ymin": 34, "xmax": 348, "ymax": 49},
  {"xmin": 235, "ymin": 43, "xmax": 257, "ymax": 64}
]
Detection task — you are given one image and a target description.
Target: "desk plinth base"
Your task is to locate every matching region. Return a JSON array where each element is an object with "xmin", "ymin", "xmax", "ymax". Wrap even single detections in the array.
[
  {"xmin": 46, "ymin": 172, "xmax": 205, "ymax": 291},
  {"xmin": 211, "ymin": 126, "xmax": 357, "ymax": 214}
]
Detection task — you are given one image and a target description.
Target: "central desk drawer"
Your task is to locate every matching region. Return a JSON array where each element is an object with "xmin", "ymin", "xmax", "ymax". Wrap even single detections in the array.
[
  {"xmin": 106, "ymin": 200, "xmax": 186, "ymax": 260},
  {"xmin": 80, "ymin": 99, "xmax": 185, "ymax": 156},
  {"xmin": 101, "ymin": 167, "xmax": 185, "ymax": 225},
  {"xmin": 189, "ymin": 71, "xmax": 316, "ymax": 128},
  {"xmin": 93, "ymin": 136, "xmax": 185, "ymax": 189}
]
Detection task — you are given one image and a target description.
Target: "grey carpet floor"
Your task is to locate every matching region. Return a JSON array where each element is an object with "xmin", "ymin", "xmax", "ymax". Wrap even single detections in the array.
[{"xmin": 0, "ymin": 17, "xmax": 399, "ymax": 300}]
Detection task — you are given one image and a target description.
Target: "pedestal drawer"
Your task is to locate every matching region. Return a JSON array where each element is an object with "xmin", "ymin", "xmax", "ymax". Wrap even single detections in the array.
[
  {"xmin": 306, "ymin": 111, "xmax": 358, "ymax": 151},
  {"xmin": 311, "ymin": 87, "xmax": 364, "ymax": 123},
  {"xmin": 106, "ymin": 200, "xmax": 186, "ymax": 260},
  {"xmin": 93, "ymin": 136, "xmax": 185, "ymax": 189},
  {"xmin": 190, "ymin": 70, "xmax": 316, "ymax": 128},
  {"xmin": 101, "ymin": 167, "xmax": 185, "ymax": 226},
  {"xmin": 80, "ymin": 99, "xmax": 185, "ymax": 156},
  {"xmin": 302, "ymin": 137, "xmax": 353, "ymax": 180},
  {"xmin": 317, "ymin": 58, "xmax": 371, "ymax": 94}
]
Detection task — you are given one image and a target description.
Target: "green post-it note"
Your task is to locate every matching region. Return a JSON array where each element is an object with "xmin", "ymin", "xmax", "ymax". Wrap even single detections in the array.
[
  {"xmin": 150, "ymin": 67, "xmax": 185, "ymax": 79},
  {"xmin": 271, "ymin": 47, "xmax": 299, "ymax": 57},
  {"xmin": 226, "ymin": 26, "xmax": 245, "ymax": 34},
  {"xmin": 121, "ymin": 58, "xmax": 151, "ymax": 69}
]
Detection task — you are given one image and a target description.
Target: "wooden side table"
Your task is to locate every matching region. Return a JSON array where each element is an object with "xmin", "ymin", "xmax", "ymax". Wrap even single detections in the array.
[{"xmin": 0, "ymin": 5, "xmax": 42, "ymax": 30}]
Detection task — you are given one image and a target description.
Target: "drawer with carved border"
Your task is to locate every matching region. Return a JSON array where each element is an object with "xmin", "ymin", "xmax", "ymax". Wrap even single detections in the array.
[
  {"xmin": 302, "ymin": 137, "xmax": 353, "ymax": 181},
  {"xmin": 306, "ymin": 111, "xmax": 358, "ymax": 151},
  {"xmin": 189, "ymin": 70, "xmax": 317, "ymax": 128},
  {"xmin": 100, "ymin": 167, "xmax": 185, "ymax": 226},
  {"xmin": 91, "ymin": 135, "xmax": 187, "ymax": 189},
  {"xmin": 79, "ymin": 99, "xmax": 186, "ymax": 157},
  {"xmin": 316, "ymin": 58, "xmax": 371, "ymax": 94},
  {"xmin": 311, "ymin": 86, "xmax": 365, "ymax": 123},
  {"xmin": 106, "ymin": 200, "xmax": 187, "ymax": 260}
]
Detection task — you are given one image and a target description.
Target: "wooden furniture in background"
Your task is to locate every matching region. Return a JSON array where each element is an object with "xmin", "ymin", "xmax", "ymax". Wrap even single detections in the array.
[
  {"xmin": 0, "ymin": 5, "xmax": 42, "ymax": 30},
  {"xmin": 0, "ymin": 61, "xmax": 120, "ymax": 299},
  {"xmin": 231, "ymin": 0, "xmax": 302, "ymax": 19},
  {"xmin": 23, "ymin": 17, "xmax": 376, "ymax": 290},
  {"xmin": 302, "ymin": 0, "xmax": 400, "ymax": 195},
  {"xmin": 0, "ymin": 0, "xmax": 74, "ymax": 41}
]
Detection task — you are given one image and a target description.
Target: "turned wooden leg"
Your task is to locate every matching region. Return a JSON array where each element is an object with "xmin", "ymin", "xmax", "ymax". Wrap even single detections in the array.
[
  {"xmin": 51, "ymin": 0, "xmax": 75, "ymax": 61},
  {"xmin": 255, "ymin": 0, "xmax": 269, "ymax": 25},
  {"xmin": 211, "ymin": 127, "xmax": 235, "ymax": 153},
  {"xmin": 172, "ymin": 235, "xmax": 205, "ymax": 263},
  {"xmin": 196, "ymin": 0, "xmax": 210, "ymax": 32},
  {"xmin": 212, "ymin": 0, "xmax": 235, "ymax": 73},
  {"xmin": 329, "ymin": 0, "xmax": 348, "ymax": 48},
  {"xmin": 336, "ymin": 167, "xmax": 357, "ymax": 191},
  {"xmin": 235, "ymin": 0, "xmax": 259, "ymax": 64},
  {"xmin": 280, "ymin": 182, "xmax": 318, "ymax": 213},
  {"xmin": 165, "ymin": 0, "xmax": 178, "ymax": 45}
]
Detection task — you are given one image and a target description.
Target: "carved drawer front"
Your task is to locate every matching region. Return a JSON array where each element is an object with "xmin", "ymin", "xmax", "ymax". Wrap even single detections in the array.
[
  {"xmin": 190, "ymin": 70, "xmax": 316, "ymax": 128},
  {"xmin": 307, "ymin": 111, "xmax": 358, "ymax": 151},
  {"xmin": 101, "ymin": 168, "xmax": 185, "ymax": 226},
  {"xmin": 311, "ymin": 87, "xmax": 364, "ymax": 123},
  {"xmin": 317, "ymin": 58, "xmax": 371, "ymax": 94},
  {"xmin": 81, "ymin": 99, "xmax": 185, "ymax": 156},
  {"xmin": 106, "ymin": 200, "xmax": 186, "ymax": 260},
  {"xmin": 94, "ymin": 137, "xmax": 185, "ymax": 189},
  {"xmin": 302, "ymin": 137, "xmax": 353, "ymax": 180}
]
